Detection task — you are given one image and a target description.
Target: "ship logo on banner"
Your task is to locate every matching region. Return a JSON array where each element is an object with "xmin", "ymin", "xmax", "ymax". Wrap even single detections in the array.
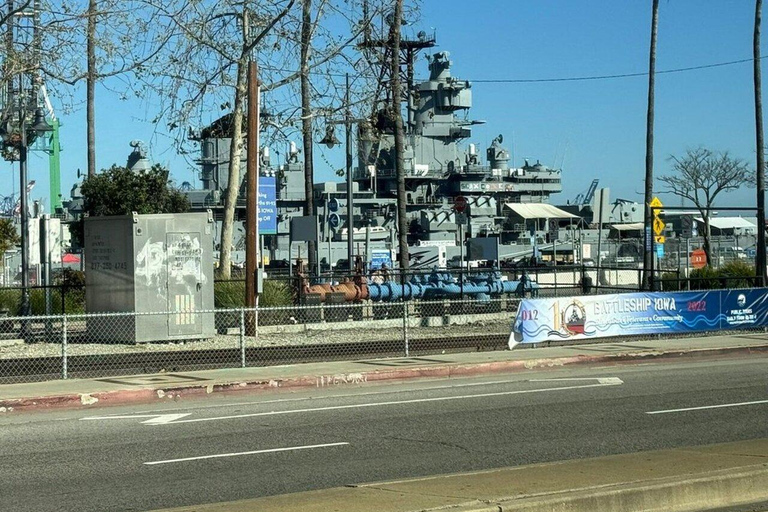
[{"xmin": 562, "ymin": 300, "xmax": 586, "ymax": 336}]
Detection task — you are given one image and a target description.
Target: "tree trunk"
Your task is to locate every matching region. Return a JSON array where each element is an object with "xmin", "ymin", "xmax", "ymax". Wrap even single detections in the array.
[
  {"xmin": 301, "ymin": 0, "xmax": 316, "ymax": 273},
  {"xmin": 755, "ymin": 0, "xmax": 766, "ymax": 285},
  {"xmin": 218, "ymin": 59, "xmax": 248, "ymax": 280},
  {"xmin": 703, "ymin": 214, "xmax": 712, "ymax": 268},
  {"xmin": 390, "ymin": 0, "xmax": 408, "ymax": 273},
  {"xmin": 643, "ymin": 0, "xmax": 659, "ymax": 289},
  {"xmin": 86, "ymin": 0, "xmax": 96, "ymax": 177}
]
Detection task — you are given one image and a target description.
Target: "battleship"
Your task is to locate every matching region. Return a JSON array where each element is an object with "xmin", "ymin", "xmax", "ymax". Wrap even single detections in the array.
[{"xmin": 179, "ymin": 44, "xmax": 570, "ymax": 271}]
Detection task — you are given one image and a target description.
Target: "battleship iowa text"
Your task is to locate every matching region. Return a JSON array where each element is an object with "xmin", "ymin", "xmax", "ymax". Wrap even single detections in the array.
[{"xmin": 593, "ymin": 297, "xmax": 677, "ymax": 314}]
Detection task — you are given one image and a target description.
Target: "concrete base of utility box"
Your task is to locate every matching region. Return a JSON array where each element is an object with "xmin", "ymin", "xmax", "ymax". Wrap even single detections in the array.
[{"xmin": 84, "ymin": 212, "xmax": 216, "ymax": 343}]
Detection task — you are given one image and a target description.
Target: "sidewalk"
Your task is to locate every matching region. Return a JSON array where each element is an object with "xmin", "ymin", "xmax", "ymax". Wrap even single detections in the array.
[
  {"xmin": 2, "ymin": 332, "xmax": 768, "ymax": 412},
  {"xmin": 148, "ymin": 438, "xmax": 768, "ymax": 512}
]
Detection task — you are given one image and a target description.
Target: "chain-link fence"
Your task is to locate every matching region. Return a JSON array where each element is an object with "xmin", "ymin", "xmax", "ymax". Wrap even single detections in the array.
[{"xmin": 0, "ymin": 297, "xmax": 520, "ymax": 384}]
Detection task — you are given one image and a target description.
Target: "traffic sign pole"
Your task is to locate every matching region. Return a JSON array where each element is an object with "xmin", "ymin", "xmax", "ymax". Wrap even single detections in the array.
[{"xmin": 454, "ymin": 195, "xmax": 468, "ymax": 214}]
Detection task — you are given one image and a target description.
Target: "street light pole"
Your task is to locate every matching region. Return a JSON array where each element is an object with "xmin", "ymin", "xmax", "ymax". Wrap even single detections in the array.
[
  {"xmin": 345, "ymin": 74, "xmax": 354, "ymax": 272},
  {"xmin": 19, "ymin": 122, "xmax": 30, "ymax": 317}
]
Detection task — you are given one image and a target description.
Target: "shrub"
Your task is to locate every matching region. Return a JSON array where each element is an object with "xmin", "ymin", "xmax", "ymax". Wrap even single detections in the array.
[
  {"xmin": 689, "ymin": 266, "xmax": 722, "ymax": 290},
  {"xmin": 660, "ymin": 272, "xmax": 682, "ymax": 291},
  {"xmin": 0, "ymin": 288, "xmax": 20, "ymax": 315},
  {"xmin": 214, "ymin": 280, "xmax": 246, "ymax": 309},
  {"xmin": 214, "ymin": 279, "xmax": 294, "ymax": 309},
  {"xmin": 262, "ymin": 279, "xmax": 292, "ymax": 307},
  {"xmin": 718, "ymin": 260, "xmax": 756, "ymax": 289}
]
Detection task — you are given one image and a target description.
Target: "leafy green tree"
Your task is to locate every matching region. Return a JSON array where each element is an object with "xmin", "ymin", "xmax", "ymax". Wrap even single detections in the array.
[
  {"xmin": 0, "ymin": 218, "xmax": 20, "ymax": 261},
  {"xmin": 81, "ymin": 164, "xmax": 189, "ymax": 216},
  {"xmin": 71, "ymin": 164, "xmax": 190, "ymax": 248}
]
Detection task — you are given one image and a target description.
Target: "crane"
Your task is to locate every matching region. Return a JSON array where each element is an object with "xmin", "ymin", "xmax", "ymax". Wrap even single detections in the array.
[{"xmin": 573, "ymin": 179, "xmax": 599, "ymax": 207}]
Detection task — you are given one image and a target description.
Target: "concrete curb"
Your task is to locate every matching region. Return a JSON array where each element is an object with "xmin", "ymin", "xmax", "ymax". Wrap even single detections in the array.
[
  {"xmin": 2, "ymin": 342, "xmax": 768, "ymax": 413},
  {"xmin": 143, "ymin": 459, "xmax": 768, "ymax": 512},
  {"xmin": 457, "ymin": 465, "xmax": 768, "ymax": 512}
]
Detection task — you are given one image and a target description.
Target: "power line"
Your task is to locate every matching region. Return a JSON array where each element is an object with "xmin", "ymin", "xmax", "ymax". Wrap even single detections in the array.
[{"xmin": 468, "ymin": 55, "xmax": 768, "ymax": 84}]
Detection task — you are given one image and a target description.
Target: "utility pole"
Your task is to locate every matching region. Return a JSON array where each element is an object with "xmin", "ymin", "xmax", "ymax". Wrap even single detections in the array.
[
  {"xmin": 346, "ymin": 74, "xmax": 354, "ymax": 272},
  {"xmin": 245, "ymin": 61, "xmax": 260, "ymax": 334},
  {"xmin": 389, "ymin": 0, "xmax": 409, "ymax": 274},
  {"xmin": 86, "ymin": 0, "xmax": 97, "ymax": 177},
  {"xmin": 754, "ymin": 0, "xmax": 766, "ymax": 286},
  {"xmin": 643, "ymin": 0, "xmax": 660, "ymax": 290}
]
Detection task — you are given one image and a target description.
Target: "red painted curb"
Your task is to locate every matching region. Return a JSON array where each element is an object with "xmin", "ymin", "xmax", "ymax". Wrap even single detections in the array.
[{"xmin": 2, "ymin": 344, "xmax": 767, "ymax": 413}]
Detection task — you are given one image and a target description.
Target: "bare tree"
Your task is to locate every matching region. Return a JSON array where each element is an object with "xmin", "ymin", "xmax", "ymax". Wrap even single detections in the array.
[
  {"xmin": 754, "ymin": 0, "xmax": 765, "ymax": 284},
  {"xmin": 643, "ymin": 0, "xmax": 660, "ymax": 288},
  {"xmin": 137, "ymin": 0, "xmax": 296, "ymax": 279},
  {"xmin": 389, "ymin": 0, "xmax": 408, "ymax": 272},
  {"xmin": 660, "ymin": 148, "xmax": 755, "ymax": 265},
  {"xmin": 136, "ymin": 0, "xmax": 385, "ymax": 277},
  {"xmin": 2, "ymin": 1, "xmax": 177, "ymax": 178}
]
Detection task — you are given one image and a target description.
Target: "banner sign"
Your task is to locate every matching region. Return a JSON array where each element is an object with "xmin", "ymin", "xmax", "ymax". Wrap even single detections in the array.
[
  {"xmin": 370, "ymin": 249, "xmax": 393, "ymax": 271},
  {"xmin": 258, "ymin": 177, "xmax": 277, "ymax": 235},
  {"xmin": 511, "ymin": 289, "xmax": 768, "ymax": 344}
]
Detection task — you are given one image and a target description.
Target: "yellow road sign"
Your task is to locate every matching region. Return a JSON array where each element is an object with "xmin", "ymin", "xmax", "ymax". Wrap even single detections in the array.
[
  {"xmin": 649, "ymin": 196, "xmax": 663, "ymax": 209},
  {"xmin": 655, "ymin": 235, "xmax": 666, "ymax": 244},
  {"xmin": 653, "ymin": 217, "xmax": 665, "ymax": 235}
]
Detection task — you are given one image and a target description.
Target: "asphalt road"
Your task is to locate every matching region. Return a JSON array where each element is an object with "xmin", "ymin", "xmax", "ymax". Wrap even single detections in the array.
[{"xmin": 2, "ymin": 355, "xmax": 768, "ymax": 512}]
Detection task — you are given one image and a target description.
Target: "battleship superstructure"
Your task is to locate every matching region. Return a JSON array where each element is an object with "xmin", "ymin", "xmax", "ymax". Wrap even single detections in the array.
[{"xmin": 183, "ymin": 49, "xmax": 564, "ymax": 269}]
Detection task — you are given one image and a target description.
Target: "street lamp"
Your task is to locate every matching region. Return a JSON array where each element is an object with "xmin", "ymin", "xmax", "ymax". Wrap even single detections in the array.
[
  {"xmin": 1, "ymin": 105, "xmax": 52, "ymax": 317},
  {"xmin": 319, "ymin": 124, "xmax": 341, "ymax": 149},
  {"xmin": 318, "ymin": 74, "xmax": 355, "ymax": 271}
]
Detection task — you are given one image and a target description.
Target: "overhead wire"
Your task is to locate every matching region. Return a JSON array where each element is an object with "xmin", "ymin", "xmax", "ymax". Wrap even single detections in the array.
[
  {"xmin": 462, "ymin": 56, "xmax": 768, "ymax": 84},
  {"xmin": 305, "ymin": 54, "xmax": 768, "ymax": 83}
]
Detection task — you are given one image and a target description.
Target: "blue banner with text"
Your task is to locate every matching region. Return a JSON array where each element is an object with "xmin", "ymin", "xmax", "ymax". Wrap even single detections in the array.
[{"xmin": 511, "ymin": 289, "xmax": 768, "ymax": 344}]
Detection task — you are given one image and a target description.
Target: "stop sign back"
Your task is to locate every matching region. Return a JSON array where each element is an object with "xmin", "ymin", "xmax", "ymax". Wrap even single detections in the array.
[
  {"xmin": 691, "ymin": 249, "xmax": 707, "ymax": 269},
  {"xmin": 454, "ymin": 195, "xmax": 468, "ymax": 213}
]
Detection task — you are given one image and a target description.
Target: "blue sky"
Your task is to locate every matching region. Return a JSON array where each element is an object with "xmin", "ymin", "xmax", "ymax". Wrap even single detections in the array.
[{"xmin": 4, "ymin": 0, "xmax": 765, "ymax": 212}]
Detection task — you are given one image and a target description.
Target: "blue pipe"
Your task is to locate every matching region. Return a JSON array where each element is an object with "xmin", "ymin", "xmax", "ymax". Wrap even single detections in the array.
[{"xmin": 366, "ymin": 271, "xmax": 538, "ymax": 302}]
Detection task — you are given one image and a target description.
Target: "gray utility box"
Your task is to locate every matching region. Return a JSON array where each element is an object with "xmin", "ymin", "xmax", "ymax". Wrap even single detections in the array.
[{"xmin": 84, "ymin": 212, "xmax": 215, "ymax": 343}]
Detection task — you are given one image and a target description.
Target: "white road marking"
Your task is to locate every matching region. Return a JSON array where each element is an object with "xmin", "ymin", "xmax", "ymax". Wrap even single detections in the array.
[
  {"xmin": 80, "ymin": 413, "xmax": 191, "ymax": 424},
  {"xmin": 108, "ymin": 376, "xmax": 601, "ymax": 415},
  {"xmin": 646, "ymin": 399, "xmax": 768, "ymax": 415},
  {"xmin": 529, "ymin": 377, "xmax": 624, "ymax": 385},
  {"xmin": 160, "ymin": 379, "xmax": 624, "ymax": 425},
  {"xmin": 143, "ymin": 442, "xmax": 349, "ymax": 465}
]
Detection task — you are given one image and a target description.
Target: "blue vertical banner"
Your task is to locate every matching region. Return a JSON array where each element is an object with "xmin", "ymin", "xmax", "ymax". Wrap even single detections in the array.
[
  {"xmin": 370, "ymin": 249, "xmax": 393, "ymax": 271},
  {"xmin": 258, "ymin": 176, "xmax": 277, "ymax": 235},
  {"xmin": 511, "ymin": 289, "xmax": 768, "ymax": 345}
]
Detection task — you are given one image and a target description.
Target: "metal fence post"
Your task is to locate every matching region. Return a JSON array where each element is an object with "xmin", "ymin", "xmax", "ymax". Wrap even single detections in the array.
[
  {"xmin": 553, "ymin": 267, "xmax": 558, "ymax": 296},
  {"xmin": 403, "ymin": 301, "xmax": 409, "ymax": 357},
  {"xmin": 61, "ymin": 315, "xmax": 68, "ymax": 380},
  {"xmin": 240, "ymin": 308, "xmax": 246, "ymax": 368}
]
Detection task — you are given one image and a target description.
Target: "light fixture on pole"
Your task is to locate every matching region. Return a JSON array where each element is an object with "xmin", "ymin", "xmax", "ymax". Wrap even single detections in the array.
[
  {"xmin": 319, "ymin": 125, "xmax": 340, "ymax": 149},
  {"xmin": 31, "ymin": 108, "xmax": 52, "ymax": 133}
]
